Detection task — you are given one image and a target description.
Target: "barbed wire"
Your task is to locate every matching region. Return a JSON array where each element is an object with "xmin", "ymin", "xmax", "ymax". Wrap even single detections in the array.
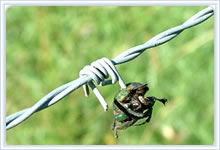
[{"xmin": 6, "ymin": 7, "xmax": 214, "ymax": 130}]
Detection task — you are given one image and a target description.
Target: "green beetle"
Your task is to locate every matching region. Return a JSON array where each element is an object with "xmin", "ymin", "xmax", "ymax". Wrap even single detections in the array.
[{"xmin": 112, "ymin": 82, "xmax": 167, "ymax": 138}]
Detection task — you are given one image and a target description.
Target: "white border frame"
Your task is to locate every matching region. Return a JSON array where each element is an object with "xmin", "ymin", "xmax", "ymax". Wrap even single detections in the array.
[{"xmin": 0, "ymin": 1, "xmax": 219, "ymax": 150}]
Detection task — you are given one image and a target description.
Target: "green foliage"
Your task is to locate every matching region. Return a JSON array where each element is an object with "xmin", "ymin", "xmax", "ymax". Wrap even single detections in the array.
[{"xmin": 6, "ymin": 6, "xmax": 214, "ymax": 145}]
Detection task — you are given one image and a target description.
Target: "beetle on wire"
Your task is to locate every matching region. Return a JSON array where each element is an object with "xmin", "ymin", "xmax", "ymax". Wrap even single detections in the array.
[{"xmin": 112, "ymin": 82, "xmax": 167, "ymax": 138}]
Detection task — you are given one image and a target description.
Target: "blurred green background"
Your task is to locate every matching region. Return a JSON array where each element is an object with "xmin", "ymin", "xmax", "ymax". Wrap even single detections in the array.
[{"xmin": 6, "ymin": 6, "xmax": 214, "ymax": 145}]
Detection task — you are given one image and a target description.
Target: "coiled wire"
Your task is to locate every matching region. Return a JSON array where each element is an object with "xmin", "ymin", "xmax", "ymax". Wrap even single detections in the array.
[{"xmin": 79, "ymin": 57, "xmax": 126, "ymax": 111}]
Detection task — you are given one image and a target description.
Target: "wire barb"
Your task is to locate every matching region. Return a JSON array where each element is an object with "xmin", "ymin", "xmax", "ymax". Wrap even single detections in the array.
[
  {"xmin": 79, "ymin": 57, "xmax": 126, "ymax": 111},
  {"xmin": 6, "ymin": 7, "xmax": 214, "ymax": 130}
]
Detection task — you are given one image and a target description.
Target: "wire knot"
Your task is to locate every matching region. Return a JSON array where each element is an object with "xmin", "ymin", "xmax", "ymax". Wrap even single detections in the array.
[{"xmin": 79, "ymin": 57, "xmax": 126, "ymax": 111}]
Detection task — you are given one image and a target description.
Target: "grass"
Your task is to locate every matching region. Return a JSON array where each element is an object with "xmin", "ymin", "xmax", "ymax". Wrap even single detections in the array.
[{"xmin": 6, "ymin": 6, "xmax": 214, "ymax": 145}]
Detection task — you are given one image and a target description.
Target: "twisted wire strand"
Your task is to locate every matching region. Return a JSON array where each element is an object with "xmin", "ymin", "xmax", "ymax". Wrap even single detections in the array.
[
  {"xmin": 6, "ymin": 7, "xmax": 214, "ymax": 130},
  {"xmin": 113, "ymin": 7, "xmax": 214, "ymax": 64}
]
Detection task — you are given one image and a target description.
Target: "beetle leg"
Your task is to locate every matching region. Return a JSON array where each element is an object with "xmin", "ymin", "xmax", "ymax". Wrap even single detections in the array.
[
  {"xmin": 134, "ymin": 108, "xmax": 153, "ymax": 126},
  {"xmin": 138, "ymin": 95, "xmax": 147, "ymax": 105},
  {"xmin": 112, "ymin": 119, "xmax": 119, "ymax": 138},
  {"xmin": 111, "ymin": 119, "xmax": 116, "ymax": 130},
  {"xmin": 114, "ymin": 127, "xmax": 119, "ymax": 138},
  {"xmin": 133, "ymin": 121, "xmax": 147, "ymax": 126},
  {"xmin": 145, "ymin": 108, "xmax": 153, "ymax": 122},
  {"xmin": 114, "ymin": 99, "xmax": 145, "ymax": 118},
  {"xmin": 114, "ymin": 119, "xmax": 137, "ymax": 138},
  {"xmin": 131, "ymin": 96, "xmax": 142, "ymax": 111},
  {"xmin": 126, "ymin": 109, "xmax": 144, "ymax": 118}
]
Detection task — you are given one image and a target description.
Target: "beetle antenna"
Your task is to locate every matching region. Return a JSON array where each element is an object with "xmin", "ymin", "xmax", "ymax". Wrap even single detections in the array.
[{"xmin": 156, "ymin": 98, "xmax": 167, "ymax": 105}]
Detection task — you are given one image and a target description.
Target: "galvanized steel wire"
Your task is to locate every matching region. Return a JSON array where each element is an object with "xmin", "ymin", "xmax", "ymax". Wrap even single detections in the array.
[{"xmin": 6, "ymin": 7, "xmax": 214, "ymax": 130}]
